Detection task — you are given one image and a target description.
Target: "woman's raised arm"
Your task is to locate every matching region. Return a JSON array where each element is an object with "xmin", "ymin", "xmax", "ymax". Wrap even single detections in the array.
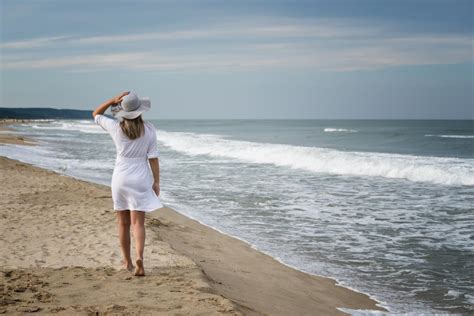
[{"xmin": 92, "ymin": 91, "xmax": 129, "ymax": 118}]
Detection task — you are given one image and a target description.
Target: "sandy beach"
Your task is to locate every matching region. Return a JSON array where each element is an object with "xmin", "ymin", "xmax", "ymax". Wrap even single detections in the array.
[{"xmin": 0, "ymin": 121, "xmax": 386, "ymax": 315}]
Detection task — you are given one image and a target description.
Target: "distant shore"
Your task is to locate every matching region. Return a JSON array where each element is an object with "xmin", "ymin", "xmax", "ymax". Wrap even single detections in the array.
[
  {"xmin": 0, "ymin": 122, "xmax": 386, "ymax": 315},
  {"xmin": 0, "ymin": 107, "xmax": 92, "ymax": 120}
]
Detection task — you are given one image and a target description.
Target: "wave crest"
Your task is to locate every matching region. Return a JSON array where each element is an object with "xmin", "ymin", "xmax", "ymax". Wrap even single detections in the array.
[
  {"xmin": 31, "ymin": 121, "xmax": 105, "ymax": 134},
  {"xmin": 425, "ymin": 134, "xmax": 474, "ymax": 139},
  {"xmin": 156, "ymin": 130, "xmax": 474, "ymax": 186},
  {"xmin": 324, "ymin": 128, "xmax": 358, "ymax": 133}
]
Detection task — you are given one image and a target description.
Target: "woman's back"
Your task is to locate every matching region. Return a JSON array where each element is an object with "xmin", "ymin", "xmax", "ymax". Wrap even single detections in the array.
[
  {"xmin": 116, "ymin": 121, "xmax": 157, "ymax": 158},
  {"xmin": 94, "ymin": 115, "xmax": 160, "ymax": 159}
]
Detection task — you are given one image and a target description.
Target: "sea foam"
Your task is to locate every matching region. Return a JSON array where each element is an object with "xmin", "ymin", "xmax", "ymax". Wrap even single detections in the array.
[
  {"xmin": 324, "ymin": 128, "xmax": 358, "ymax": 133},
  {"xmin": 425, "ymin": 134, "xmax": 474, "ymax": 139},
  {"xmin": 156, "ymin": 130, "xmax": 474, "ymax": 186},
  {"xmin": 31, "ymin": 121, "xmax": 105, "ymax": 134}
]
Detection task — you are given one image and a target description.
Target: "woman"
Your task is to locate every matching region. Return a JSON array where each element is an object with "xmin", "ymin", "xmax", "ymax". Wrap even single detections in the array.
[{"xmin": 92, "ymin": 91, "xmax": 163, "ymax": 277}]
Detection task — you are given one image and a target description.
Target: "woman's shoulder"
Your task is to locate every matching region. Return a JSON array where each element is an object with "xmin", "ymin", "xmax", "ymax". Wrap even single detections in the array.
[
  {"xmin": 94, "ymin": 114, "xmax": 119, "ymax": 133},
  {"xmin": 143, "ymin": 120, "xmax": 157, "ymax": 130}
]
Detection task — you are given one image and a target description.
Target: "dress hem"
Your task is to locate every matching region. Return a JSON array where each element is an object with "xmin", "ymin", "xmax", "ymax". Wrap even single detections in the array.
[{"xmin": 114, "ymin": 206, "xmax": 163, "ymax": 212}]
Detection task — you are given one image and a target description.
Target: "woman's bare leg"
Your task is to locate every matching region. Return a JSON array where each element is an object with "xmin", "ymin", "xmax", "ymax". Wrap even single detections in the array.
[
  {"xmin": 116, "ymin": 210, "xmax": 133, "ymax": 271},
  {"xmin": 131, "ymin": 210, "xmax": 146, "ymax": 276}
]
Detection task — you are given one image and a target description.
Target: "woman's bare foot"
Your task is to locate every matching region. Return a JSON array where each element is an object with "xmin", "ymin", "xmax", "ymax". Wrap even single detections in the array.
[
  {"xmin": 123, "ymin": 260, "xmax": 134, "ymax": 272},
  {"xmin": 134, "ymin": 259, "xmax": 145, "ymax": 276}
]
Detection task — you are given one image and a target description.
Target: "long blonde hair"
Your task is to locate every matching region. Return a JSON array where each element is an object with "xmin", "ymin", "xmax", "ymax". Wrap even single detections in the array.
[{"xmin": 120, "ymin": 115, "xmax": 144, "ymax": 140}]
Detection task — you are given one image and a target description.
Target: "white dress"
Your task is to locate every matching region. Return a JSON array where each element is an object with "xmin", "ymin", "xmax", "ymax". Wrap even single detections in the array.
[{"xmin": 94, "ymin": 114, "xmax": 163, "ymax": 212}]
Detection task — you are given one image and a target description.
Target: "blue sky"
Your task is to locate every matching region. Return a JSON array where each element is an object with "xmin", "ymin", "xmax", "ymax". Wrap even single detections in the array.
[{"xmin": 0, "ymin": 0, "xmax": 472, "ymax": 119}]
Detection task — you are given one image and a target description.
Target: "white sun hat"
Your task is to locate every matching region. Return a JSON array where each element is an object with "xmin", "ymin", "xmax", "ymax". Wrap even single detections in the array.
[{"xmin": 110, "ymin": 91, "xmax": 151, "ymax": 120}]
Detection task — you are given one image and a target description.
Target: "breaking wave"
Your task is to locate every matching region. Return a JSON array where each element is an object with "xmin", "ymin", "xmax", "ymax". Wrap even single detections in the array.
[
  {"xmin": 156, "ymin": 130, "xmax": 473, "ymax": 186},
  {"xmin": 324, "ymin": 128, "xmax": 358, "ymax": 133},
  {"xmin": 425, "ymin": 134, "xmax": 474, "ymax": 139}
]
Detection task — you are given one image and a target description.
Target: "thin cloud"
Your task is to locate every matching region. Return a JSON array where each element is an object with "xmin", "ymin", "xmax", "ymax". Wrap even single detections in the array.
[
  {"xmin": 0, "ymin": 19, "xmax": 382, "ymax": 49},
  {"xmin": 2, "ymin": 42, "xmax": 470, "ymax": 74},
  {"xmin": 0, "ymin": 18, "xmax": 472, "ymax": 72},
  {"xmin": 1, "ymin": 52, "xmax": 150, "ymax": 69},
  {"xmin": 0, "ymin": 36, "xmax": 73, "ymax": 49}
]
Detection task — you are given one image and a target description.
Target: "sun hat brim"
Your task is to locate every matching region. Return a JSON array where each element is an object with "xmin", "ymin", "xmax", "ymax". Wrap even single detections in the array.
[{"xmin": 113, "ymin": 98, "xmax": 151, "ymax": 120}]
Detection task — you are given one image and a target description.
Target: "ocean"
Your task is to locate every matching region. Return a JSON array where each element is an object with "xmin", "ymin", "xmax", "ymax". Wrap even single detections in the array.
[{"xmin": 1, "ymin": 119, "xmax": 473, "ymax": 314}]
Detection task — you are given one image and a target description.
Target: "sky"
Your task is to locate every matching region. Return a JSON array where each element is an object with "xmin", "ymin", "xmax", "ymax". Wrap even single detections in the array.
[{"xmin": 0, "ymin": 0, "xmax": 472, "ymax": 119}]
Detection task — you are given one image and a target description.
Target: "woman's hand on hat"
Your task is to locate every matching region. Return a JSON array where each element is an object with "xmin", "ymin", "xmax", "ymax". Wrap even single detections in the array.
[
  {"xmin": 94, "ymin": 91, "xmax": 130, "ymax": 117},
  {"xmin": 111, "ymin": 91, "xmax": 130, "ymax": 104}
]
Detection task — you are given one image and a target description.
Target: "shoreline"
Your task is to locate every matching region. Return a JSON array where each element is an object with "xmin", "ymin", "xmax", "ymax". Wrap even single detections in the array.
[
  {"xmin": 150, "ymin": 208, "xmax": 387, "ymax": 315},
  {"xmin": 152, "ymin": 208, "xmax": 389, "ymax": 312},
  {"xmin": 0, "ymin": 122, "xmax": 387, "ymax": 315},
  {"xmin": 0, "ymin": 119, "xmax": 37, "ymax": 146}
]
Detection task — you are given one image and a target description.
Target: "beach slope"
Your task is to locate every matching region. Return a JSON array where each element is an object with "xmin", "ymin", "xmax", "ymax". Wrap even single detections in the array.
[{"xmin": 0, "ymin": 156, "xmax": 243, "ymax": 315}]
